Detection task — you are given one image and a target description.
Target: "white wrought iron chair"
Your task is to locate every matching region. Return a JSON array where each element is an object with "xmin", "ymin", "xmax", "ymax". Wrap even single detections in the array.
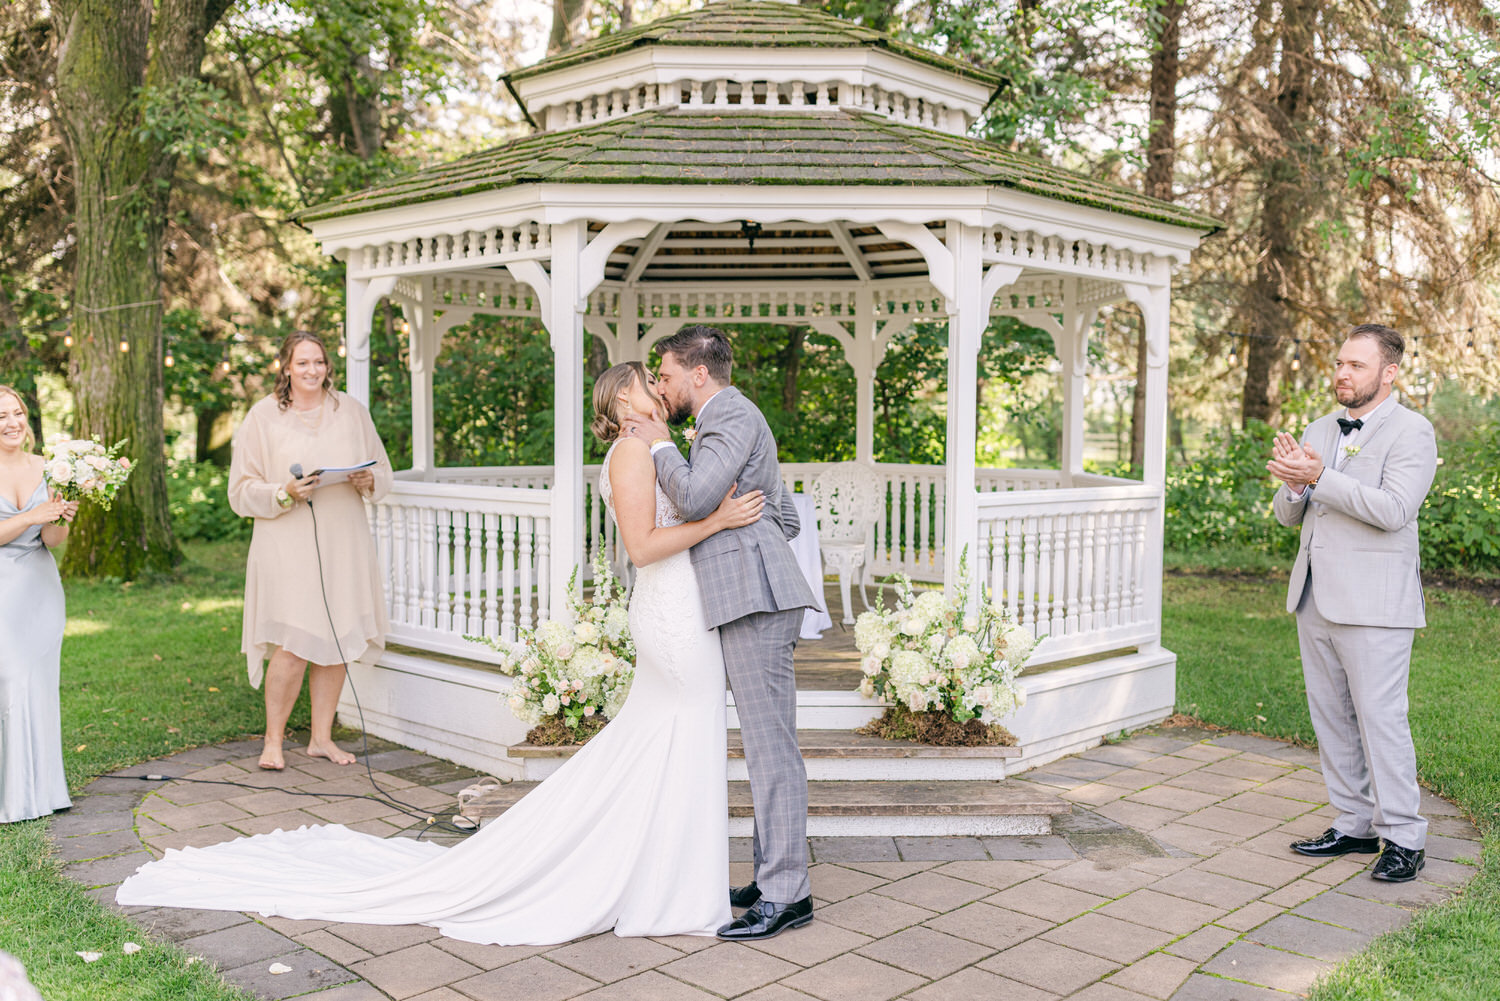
[{"xmin": 809, "ymin": 461, "xmax": 882, "ymax": 625}]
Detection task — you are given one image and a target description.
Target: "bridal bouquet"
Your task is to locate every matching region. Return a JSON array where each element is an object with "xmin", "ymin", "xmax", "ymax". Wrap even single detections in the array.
[
  {"xmin": 469, "ymin": 552, "xmax": 635, "ymax": 744},
  {"xmin": 42, "ymin": 435, "xmax": 134, "ymax": 510},
  {"xmin": 853, "ymin": 551, "xmax": 1034, "ymax": 745}
]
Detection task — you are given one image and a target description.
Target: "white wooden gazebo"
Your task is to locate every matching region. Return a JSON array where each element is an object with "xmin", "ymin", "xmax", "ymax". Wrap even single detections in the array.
[{"xmin": 298, "ymin": 1, "xmax": 1219, "ymax": 777}]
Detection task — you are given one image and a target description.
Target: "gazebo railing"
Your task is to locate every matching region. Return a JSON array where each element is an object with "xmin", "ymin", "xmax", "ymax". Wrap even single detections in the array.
[
  {"xmin": 371, "ymin": 480, "xmax": 553, "ymax": 662},
  {"xmin": 975, "ymin": 483, "xmax": 1160, "ymax": 666}
]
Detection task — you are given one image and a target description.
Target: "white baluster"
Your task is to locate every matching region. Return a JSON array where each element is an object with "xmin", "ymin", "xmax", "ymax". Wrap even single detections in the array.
[
  {"xmin": 436, "ymin": 508, "xmax": 452, "ymax": 633},
  {"xmin": 519, "ymin": 516, "xmax": 536, "ymax": 631},
  {"xmin": 500, "ymin": 513, "xmax": 516, "ymax": 640},
  {"xmin": 1037, "ymin": 513, "xmax": 1054, "ymax": 637},
  {"xmin": 419, "ymin": 506, "xmax": 437, "ymax": 629},
  {"xmin": 484, "ymin": 512, "xmax": 501, "ymax": 638},
  {"xmin": 391, "ymin": 506, "xmax": 409, "ymax": 626},
  {"xmin": 535, "ymin": 518, "xmax": 551, "ymax": 626},
  {"xmin": 468, "ymin": 510, "xmax": 484, "ymax": 634}
]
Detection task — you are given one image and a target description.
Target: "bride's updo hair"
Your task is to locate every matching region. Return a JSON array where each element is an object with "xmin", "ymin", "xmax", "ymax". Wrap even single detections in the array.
[{"xmin": 591, "ymin": 361, "xmax": 652, "ymax": 442}]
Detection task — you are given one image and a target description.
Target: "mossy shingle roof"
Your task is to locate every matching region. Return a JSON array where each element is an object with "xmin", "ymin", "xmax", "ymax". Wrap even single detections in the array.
[
  {"xmin": 299, "ymin": 109, "xmax": 1220, "ymax": 233},
  {"xmin": 505, "ymin": 0, "xmax": 1003, "ymax": 90}
]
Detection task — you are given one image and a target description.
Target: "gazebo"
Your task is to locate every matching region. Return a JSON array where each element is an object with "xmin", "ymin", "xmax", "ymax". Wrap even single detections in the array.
[{"xmin": 298, "ymin": 0, "xmax": 1219, "ymax": 781}]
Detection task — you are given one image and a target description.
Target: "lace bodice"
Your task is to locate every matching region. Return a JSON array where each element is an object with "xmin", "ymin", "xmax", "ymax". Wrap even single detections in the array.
[{"xmin": 599, "ymin": 442, "xmax": 684, "ymax": 529}]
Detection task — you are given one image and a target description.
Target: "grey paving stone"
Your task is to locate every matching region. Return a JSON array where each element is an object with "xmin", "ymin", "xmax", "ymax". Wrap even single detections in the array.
[
  {"xmin": 221, "ymin": 948, "xmax": 355, "ymax": 1000},
  {"xmin": 1119, "ymin": 735, "xmax": 1197, "ymax": 754},
  {"xmin": 658, "ymin": 943, "xmax": 800, "ymax": 997},
  {"xmin": 1246, "ymin": 913, "xmax": 1372, "ymax": 962},
  {"xmin": 132, "ymin": 906, "xmax": 252, "ymax": 941},
  {"xmin": 83, "ymin": 884, "xmax": 151, "ymax": 916},
  {"xmin": 730, "ymin": 837, "xmax": 757, "ymax": 862},
  {"xmin": 809, "ymin": 836, "xmax": 899, "ymax": 862},
  {"xmin": 1290, "ymin": 891, "xmax": 1414, "ymax": 936},
  {"xmin": 1419, "ymin": 857, "xmax": 1482, "ymax": 888},
  {"xmin": 1335, "ymin": 871, "xmax": 1453, "ymax": 909},
  {"xmin": 854, "ymin": 925, "xmax": 993, "ymax": 979},
  {"xmin": 1170, "ymin": 973, "xmax": 1300, "ymax": 1000},
  {"xmin": 907, "ymin": 967, "xmax": 1056, "ymax": 1001},
  {"xmin": 1040, "ymin": 912, "xmax": 1173, "ymax": 964},
  {"xmin": 1205, "ymin": 735, "xmax": 1293, "ymax": 754},
  {"xmin": 63, "ymin": 850, "xmax": 152, "ymax": 888},
  {"xmin": 572, "ymin": 970, "xmax": 722, "ymax": 1001},
  {"xmin": 743, "ymin": 919, "xmax": 873, "ymax": 967},
  {"xmin": 1422, "ymin": 834, "xmax": 1483, "ymax": 863},
  {"xmin": 291, "ymin": 982, "xmax": 388, "ymax": 1001},
  {"xmin": 47, "ymin": 809, "xmax": 136, "ymax": 837},
  {"xmin": 1075, "ymin": 744, "xmax": 1163, "ymax": 768},
  {"xmin": 181, "ymin": 921, "xmax": 301, "ymax": 969},
  {"xmin": 1068, "ymin": 828, "xmax": 1172, "ymax": 862},
  {"xmin": 1201, "ymin": 942, "xmax": 1331, "ymax": 993},
  {"xmin": 894, "ymin": 837, "xmax": 988, "ymax": 861},
  {"xmin": 807, "ymin": 863, "xmax": 888, "ymax": 902},
  {"xmin": 545, "ymin": 934, "xmax": 684, "ymax": 984},
  {"xmin": 782, "ymin": 952, "xmax": 926, "ymax": 1001},
  {"xmin": 817, "ymin": 893, "xmax": 936, "ymax": 937},
  {"xmin": 1041, "ymin": 860, "xmax": 1158, "ymax": 899},
  {"xmin": 354, "ymin": 942, "xmax": 486, "ymax": 999},
  {"xmin": 49, "ymin": 827, "xmax": 143, "ymax": 861},
  {"xmin": 921, "ymin": 902, "xmax": 1052, "ymax": 951},
  {"xmin": 67, "ymin": 792, "xmax": 141, "ymax": 815},
  {"xmin": 874, "ymin": 871, "xmax": 993, "ymax": 911},
  {"xmin": 980, "ymin": 835, "xmax": 1077, "ymax": 860},
  {"xmin": 978, "ymin": 937, "xmax": 1120, "ymax": 994},
  {"xmin": 1162, "ymin": 924, "xmax": 1239, "ymax": 963},
  {"xmin": 930, "ymin": 859, "xmax": 1046, "ymax": 890}
]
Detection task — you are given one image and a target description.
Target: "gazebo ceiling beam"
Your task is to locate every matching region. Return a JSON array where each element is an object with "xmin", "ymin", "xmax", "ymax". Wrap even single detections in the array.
[
  {"xmin": 622, "ymin": 223, "xmax": 670, "ymax": 283},
  {"xmin": 828, "ymin": 222, "xmax": 874, "ymax": 281}
]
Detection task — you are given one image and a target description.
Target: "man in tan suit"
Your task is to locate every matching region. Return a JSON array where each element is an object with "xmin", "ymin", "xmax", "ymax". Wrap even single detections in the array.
[{"xmin": 1267, "ymin": 324, "xmax": 1437, "ymax": 882}]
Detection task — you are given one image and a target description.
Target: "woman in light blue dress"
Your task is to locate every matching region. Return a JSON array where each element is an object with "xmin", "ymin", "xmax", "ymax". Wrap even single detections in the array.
[{"xmin": 0, "ymin": 386, "xmax": 78, "ymax": 824}]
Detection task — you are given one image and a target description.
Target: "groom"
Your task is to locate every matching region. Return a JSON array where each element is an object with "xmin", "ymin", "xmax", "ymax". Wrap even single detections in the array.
[{"xmin": 626, "ymin": 324, "xmax": 819, "ymax": 940}]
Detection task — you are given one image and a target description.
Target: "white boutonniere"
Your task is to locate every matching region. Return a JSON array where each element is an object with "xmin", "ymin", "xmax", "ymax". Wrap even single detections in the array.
[
  {"xmin": 681, "ymin": 416, "xmax": 697, "ymax": 443},
  {"xmin": 1343, "ymin": 444, "xmax": 1361, "ymax": 460}
]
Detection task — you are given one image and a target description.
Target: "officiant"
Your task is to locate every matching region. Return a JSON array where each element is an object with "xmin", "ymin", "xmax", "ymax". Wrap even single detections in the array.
[{"xmin": 228, "ymin": 330, "xmax": 394, "ymax": 771}]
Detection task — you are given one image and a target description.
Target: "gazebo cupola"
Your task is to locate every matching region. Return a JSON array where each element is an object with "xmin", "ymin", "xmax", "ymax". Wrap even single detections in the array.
[
  {"xmin": 503, "ymin": 3, "xmax": 999, "ymax": 136},
  {"xmin": 298, "ymin": 0, "xmax": 1219, "ymax": 779}
]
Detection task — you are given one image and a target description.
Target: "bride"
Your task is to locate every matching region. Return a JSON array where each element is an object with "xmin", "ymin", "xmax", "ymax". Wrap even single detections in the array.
[{"xmin": 116, "ymin": 361, "xmax": 763, "ymax": 944}]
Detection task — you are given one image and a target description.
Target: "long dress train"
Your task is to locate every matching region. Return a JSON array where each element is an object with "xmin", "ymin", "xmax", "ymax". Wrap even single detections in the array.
[
  {"xmin": 0, "ymin": 481, "xmax": 72, "ymax": 823},
  {"xmin": 116, "ymin": 448, "xmax": 729, "ymax": 944}
]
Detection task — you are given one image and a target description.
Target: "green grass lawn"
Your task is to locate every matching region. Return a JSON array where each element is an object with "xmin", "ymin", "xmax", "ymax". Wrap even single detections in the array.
[
  {"xmin": 1166, "ymin": 572, "xmax": 1500, "ymax": 998},
  {"xmin": 3, "ymin": 541, "xmax": 1496, "ymax": 998}
]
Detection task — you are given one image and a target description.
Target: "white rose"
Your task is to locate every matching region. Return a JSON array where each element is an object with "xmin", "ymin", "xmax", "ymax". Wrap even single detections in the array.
[
  {"xmin": 573, "ymin": 621, "xmax": 600, "ymax": 645},
  {"xmin": 47, "ymin": 460, "xmax": 73, "ymax": 484},
  {"xmin": 541, "ymin": 693, "xmax": 561, "ymax": 715},
  {"xmin": 945, "ymin": 635, "xmax": 980, "ymax": 673},
  {"xmin": 860, "ymin": 654, "xmax": 883, "ymax": 677},
  {"xmin": 553, "ymin": 641, "xmax": 575, "ymax": 661},
  {"xmin": 872, "ymin": 641, "xmax": 890, "ymax": 661}
]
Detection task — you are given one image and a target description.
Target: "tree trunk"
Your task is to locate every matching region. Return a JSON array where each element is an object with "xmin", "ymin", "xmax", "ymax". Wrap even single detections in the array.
[
  {"xmin": 1132, "ymin": 0, "xmax": 1184, "ymax": 470},
  {"xmin": 549, "ymin": 0, "xmax": 592, "ymax": 53},
  {"xmin": 780, "ymin": 326, "xmax": 807, "ymax": 414},
  {"xmin": 1241, "ymin": 0, "xmax": 1316, "ymax": 426},
  {"xmin": 51, "ymin": 0, "xmax": 231, "ymax": 577}
]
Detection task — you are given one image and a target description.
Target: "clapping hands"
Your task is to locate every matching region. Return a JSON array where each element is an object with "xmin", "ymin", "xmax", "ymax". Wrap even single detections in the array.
[{"xmin": 1266, "ymin": 432, "xmax": 1324, "ymax": 489}]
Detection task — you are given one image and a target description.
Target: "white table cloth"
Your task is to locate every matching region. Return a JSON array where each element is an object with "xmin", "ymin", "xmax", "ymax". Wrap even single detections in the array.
[{"xmin": 788, "ymin": 492, "xmax": 833, "ymax": 640}]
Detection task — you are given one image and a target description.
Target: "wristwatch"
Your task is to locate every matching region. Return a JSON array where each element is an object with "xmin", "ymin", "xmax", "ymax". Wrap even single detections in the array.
[{"xmin": 275, "ymin": 485, "xmax": 294, "ymax": 509}]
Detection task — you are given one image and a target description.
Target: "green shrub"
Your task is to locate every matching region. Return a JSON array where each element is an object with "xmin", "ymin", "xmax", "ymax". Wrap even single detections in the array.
[
  {"xmin": 167, "ymin": 460, "xmax": 251, "ymax": 542},
  {"xmin": 1164, "ymin": 421, "xmax": 1297, "ymax": 560},
  {"xmin": 1421, "ymin": 422, "xmax": 1500, "ymax": 575}
]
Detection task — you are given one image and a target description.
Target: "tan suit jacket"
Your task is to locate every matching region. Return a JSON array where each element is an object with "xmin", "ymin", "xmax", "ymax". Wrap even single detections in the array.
[{"xmin": 1272, "ymin": 401, "xmax": 1436, "ymax": 628}]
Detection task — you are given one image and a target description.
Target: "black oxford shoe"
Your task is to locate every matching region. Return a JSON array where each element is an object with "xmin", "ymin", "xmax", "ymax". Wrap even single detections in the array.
[
  {"xmin": 729, "ymin": 882, "xmax": 761, "ymax": 908},
  {"xmin": 1371, "ymin": 844, "xmax": 1425, "ymax": 882},
  {"xmin": 1290, "ymin": 828, "xmax": 1382, "ymax": 858},
  {"xmin": 716, "ymin": 896, "xmax": 813, "ymax": 941}
]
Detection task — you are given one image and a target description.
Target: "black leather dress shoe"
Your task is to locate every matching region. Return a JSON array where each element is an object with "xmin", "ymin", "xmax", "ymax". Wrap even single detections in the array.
[
  {"xmin": 1371, "ymin": 844, "xmax": 1425, "ymax": 882},
  {"xmin": 729, "ymin": 882, "xmax": 761, "ymax": 908},
  {"xmin": 716, "ymin": 897, "xmax": 813, "ymax": 941},
  {"xmin": 1290, "ymin": 827, "xmax": 1382, "ymax": 858}
]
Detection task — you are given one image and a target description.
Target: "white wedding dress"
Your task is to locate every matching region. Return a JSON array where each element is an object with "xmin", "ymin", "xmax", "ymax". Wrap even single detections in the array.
[{"xmin": 117, "ymin": 445, "xmax": 730, "ymax": 944}]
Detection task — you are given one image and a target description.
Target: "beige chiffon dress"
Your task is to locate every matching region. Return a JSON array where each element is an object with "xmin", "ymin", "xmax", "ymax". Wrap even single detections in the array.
[{"xmin": 228, "ymin": 392, "xmax": 393, "ymax": 686}]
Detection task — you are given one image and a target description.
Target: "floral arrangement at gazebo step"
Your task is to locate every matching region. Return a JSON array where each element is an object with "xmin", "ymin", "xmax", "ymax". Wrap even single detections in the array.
[
  {"xmin": 468, "ymin": 553, "xmax": 634, "ymax": 745},
  {"xmin": 853, "ymin": 552, "xmax": 1035, "ymax": 747}
]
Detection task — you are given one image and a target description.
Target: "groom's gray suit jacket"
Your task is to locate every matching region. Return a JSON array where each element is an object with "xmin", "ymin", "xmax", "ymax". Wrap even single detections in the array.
[
  {"xmin": 653, "ymin": 386, "xmax": 817, "ymax": 629},
  {"xmin": 1272, "ymin": 401, "xmax": 1436, "ymax": 627}
]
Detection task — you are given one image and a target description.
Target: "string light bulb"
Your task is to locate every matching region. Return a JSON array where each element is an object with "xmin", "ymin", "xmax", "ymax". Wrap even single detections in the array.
[
  {"xmin": 337, "ymin": 339, "xmax": 347, "ymax": 358},
  {"xmin": 164, "ymin": 350, "xmax": 175, "ymax": 368},
  {"xmin": 271, "ymin": 357, "xmax": 281, "ymax": 371},
  {"xmin": 1227, "ymin": 342, "xmax": 1239, "ymax": 365},
  {"xmin": 221, "ymin": 359, "xmax": 231, "ymax": 373},
  {"xmin": 118, "ymin": 337, "xmax": 130, "ymax": 353},
  {"xmin": 1290, "ymin": 342, "xmax": 1301, "ymax": 372}
]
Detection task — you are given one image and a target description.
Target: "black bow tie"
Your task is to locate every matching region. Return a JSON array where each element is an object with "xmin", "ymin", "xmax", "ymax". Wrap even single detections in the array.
[{"xmin": 1337, "ymin": 417, "xmax": 1364, "ymax": 435}]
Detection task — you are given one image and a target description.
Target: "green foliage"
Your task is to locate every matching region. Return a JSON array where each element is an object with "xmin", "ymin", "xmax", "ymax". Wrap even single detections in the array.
[
  {"xmin": 1421, "ymin": 422, "xmax": 1500, "ymax": 574},
  {"xmin": 166, "ymin": 460, "xmax": 250, "ymax": 542},
  {"xmin": 1164, "ymin": 420, "xmax": 1297, "ymax": 558},
  {"xmin": 136, "ymin": 78, "xmax": 245, "ymax": 161}
]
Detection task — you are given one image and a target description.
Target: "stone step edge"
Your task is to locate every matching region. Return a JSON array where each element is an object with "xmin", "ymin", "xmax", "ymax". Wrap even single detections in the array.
[
  {"xmin": 510, "ymin": 735, "xmax": 1023, "ymax": 760},
  {"xmin": 460, "ymin": 780, "xmax": 1071, "ymax": 821}
]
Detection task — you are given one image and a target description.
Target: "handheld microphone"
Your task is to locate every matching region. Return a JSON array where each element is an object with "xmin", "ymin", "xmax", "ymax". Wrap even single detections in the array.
[{"xmin": 291, "ymin": 463, "xmax": 304, "ymax": 480}]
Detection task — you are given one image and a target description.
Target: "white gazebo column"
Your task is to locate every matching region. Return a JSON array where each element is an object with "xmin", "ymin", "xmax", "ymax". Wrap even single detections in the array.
[
  {"xmin": 1056, "ymin": 295, "xmax": 1096, "ymax": 487},
  {"xmin": 942, "ymin": 223, "xmax": 985, "ymax": 592},
  {"xmin": 1124, "ymin": 281, "xmax": 1171, "ymax": 651},
  {"xmin": 853, "ymin": 288, "xmax": 877, "ymax": 464},
  {"xmin": 402, "ymin": 281, "xmax": 434, "ymax": 475},
  {"xmin": 343, "ymin": 273, "xmax": 397, "ymax": 405},
  {"xmin": 549, "ymin": 220, "xmax": 587, "ymax": 611}
]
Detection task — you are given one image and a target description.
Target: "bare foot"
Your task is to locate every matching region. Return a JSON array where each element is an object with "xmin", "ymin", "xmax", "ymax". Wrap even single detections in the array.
[
  {"xmin": 307, "ymin": 741, "xmax": 356, "ymax": 765},
  {"xmin": 259, "ymin": 740, "xmax": 286, "ymax": 771}
]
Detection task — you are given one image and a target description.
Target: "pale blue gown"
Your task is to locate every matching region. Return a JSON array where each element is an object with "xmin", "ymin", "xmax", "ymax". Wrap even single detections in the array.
[{"xmin": 0, "ymin": 481, "xmax": 71, "ymax": 823}]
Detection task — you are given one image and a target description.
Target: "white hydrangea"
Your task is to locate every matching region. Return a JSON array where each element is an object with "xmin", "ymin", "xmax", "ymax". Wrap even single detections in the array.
[
  {"xmin": 913, "ymin": 590, "xmax": 947, "ymax": 620},
  {"xmin": 854, "ymin": 611, "xmax": 891, "ymax": 653},
  {"xmin": 944, "ymin": 635, "xmax": 981, "ymax": 673},
  {"xmin": 604, "ymin": 606, "xmax": 630, "ymax": 642},
  {"xmin": 573, "ymin": 620, "xmax": 600, "ymax": 645}
]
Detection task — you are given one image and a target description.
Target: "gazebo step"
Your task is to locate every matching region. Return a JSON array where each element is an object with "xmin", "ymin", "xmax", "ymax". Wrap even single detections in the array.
[
  {"xmin": 458, "ymin": 779, "xmax": 1068, "ymax": 838},
  {"xmin": 511, "ymin": 728, "xmax": 1021, "ymax": 782}
]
